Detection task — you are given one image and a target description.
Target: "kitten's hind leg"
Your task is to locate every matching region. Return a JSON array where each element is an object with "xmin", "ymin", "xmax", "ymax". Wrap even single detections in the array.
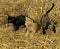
[
  {"xmin": 14, "ymin": 25, "xmax": 19, "ymax": 31},
  {"xmin": 52, "ymin": 25, "xmax": 56, "ymax": 33},
  {"xmin": 42, "ymin": 27, "xmax": 46, "ymax": 34}
]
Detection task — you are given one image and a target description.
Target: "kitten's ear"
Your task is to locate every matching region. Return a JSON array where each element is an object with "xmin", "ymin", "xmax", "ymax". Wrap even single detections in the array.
[
  {"xmin": 7, "ymin": 14, "xmax": 11, "ymax": 17},
  {"xmin": 8, "ymin": 16, "xmax": 12, "ymax": 19},
  {"xmin": 8, "ymin": 15, "xmax": 12, "ymax": 20}
]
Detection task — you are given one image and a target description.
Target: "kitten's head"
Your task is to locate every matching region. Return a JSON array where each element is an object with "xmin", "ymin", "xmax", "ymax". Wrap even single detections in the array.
[{"xmin": 8, "ymin": 16, "xmax": 15, "ymax": 23}]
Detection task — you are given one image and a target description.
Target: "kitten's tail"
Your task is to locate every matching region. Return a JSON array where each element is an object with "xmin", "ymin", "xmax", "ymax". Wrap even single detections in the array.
[{"xmin": 45, "ymin": 3, "xmax": 54, "ymax": 15}]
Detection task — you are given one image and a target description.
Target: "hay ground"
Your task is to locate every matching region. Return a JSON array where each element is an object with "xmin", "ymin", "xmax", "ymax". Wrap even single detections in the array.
[{"xmin": 0, "ymin": 0, "xmax": 60, "ymax": 49}]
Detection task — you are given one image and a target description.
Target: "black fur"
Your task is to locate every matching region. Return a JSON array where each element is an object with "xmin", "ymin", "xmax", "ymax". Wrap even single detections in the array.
[{"xmin": 8, "ymin": 15, "xmax": 26, "ymax": 30}]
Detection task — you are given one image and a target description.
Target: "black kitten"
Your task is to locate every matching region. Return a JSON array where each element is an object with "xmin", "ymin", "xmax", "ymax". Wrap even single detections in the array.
[
  {"xmin": 8, "ymin": 15, "xmax": 26, "ymax": 30},
  {"xmin": 40, "ymin": 3, "xmax": 56, "ymax": 34}
]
